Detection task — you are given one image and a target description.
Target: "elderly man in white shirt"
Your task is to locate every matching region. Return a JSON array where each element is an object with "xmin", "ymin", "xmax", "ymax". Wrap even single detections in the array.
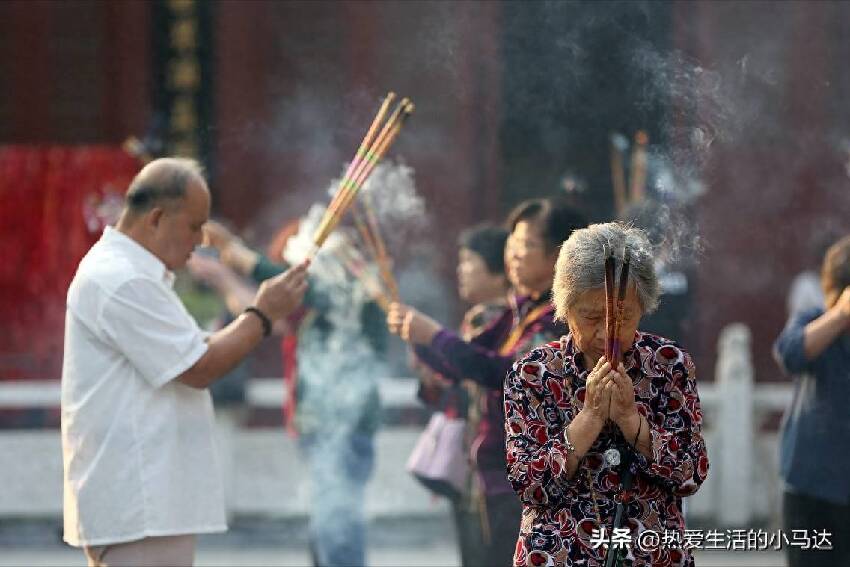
[{"xmin": 61, "ymin": 157, "xmax": 308, "ymax": 567}]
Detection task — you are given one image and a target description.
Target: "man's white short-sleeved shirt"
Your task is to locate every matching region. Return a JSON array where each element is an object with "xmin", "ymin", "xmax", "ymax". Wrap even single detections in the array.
[{"xmin": 61, "ymin": 227, "xmax": 226, "ymax": 547}]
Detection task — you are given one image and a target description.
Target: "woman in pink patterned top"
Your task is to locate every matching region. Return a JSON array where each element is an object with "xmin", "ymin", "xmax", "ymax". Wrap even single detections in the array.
[{"xmin": 504, "ymin": 222, "xmax": 709, "ymax": 567}]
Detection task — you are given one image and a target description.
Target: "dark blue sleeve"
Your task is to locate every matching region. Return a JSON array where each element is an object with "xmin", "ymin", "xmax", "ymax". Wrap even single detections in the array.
[
  {"xmin": 773, "ymin": 308, "xmax": 823, "ymax": 375},
  {"xmin": 250, "ymin": 254, "xmax": 285, "ymax": 282}
]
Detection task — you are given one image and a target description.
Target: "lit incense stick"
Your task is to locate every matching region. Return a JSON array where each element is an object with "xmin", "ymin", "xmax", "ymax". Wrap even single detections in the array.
[
  {"xmin": 310, "ymin": 98, "xmax": 413, "ymax": 256},
  {"xmin": 321, "ymin": 93, "xmax": 396, "ymax": 231},
  {"xmin": 604, "ymin": 247, "xmax": 616, "ymax": 363},
  {"xmin": 359, "ymin": 191, "xmax": 399, "ymax": 300},
  {"xmin": 329, "ymin": 100, "xmax": 413, "ymax": 235},
  {"xmin": 611, "ymin": 248, "xmax": 631, "ymax": 363}
]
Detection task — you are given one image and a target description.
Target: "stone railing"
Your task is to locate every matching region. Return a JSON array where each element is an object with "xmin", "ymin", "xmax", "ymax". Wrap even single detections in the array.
[
  {"xmin": 687, "ymin": 324, "xmax": 791, "ymax": 527},
  {"xmin": 0, "ymin": 324, "xmax": 793, "ymax": 527}
]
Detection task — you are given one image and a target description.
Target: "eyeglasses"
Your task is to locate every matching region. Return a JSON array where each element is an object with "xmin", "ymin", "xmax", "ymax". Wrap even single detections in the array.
[{"xmin": 507, "ymin": 235, "xmax": 545, "ymax": 253}]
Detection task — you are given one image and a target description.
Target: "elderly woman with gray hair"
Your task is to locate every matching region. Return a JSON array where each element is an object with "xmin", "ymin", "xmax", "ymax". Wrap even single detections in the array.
[{"xmin": 504, "ymin": 222, "xmax": 708, "ymax": 567}]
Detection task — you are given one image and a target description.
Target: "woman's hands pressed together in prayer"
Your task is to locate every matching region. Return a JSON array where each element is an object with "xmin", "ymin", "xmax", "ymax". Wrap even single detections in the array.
[
  {"xmin": 568, "ymin": 355, "xmax": 652, "ymax": 466},
  {"xmin": 582, "ymin": 357, "xmax": 638, "ymax": 427},
  {"xmin": 582, "ymin": 357, "xmax": 613, "ymax": 424},
  {"xmin": 602, "ymin": 360, "xmax": 639, "ymax": 429}
]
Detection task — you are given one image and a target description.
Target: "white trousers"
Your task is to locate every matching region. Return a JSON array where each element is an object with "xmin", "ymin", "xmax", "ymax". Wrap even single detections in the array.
[{"xmin": 84, "ymin": 534, "xmax": 196, "ymax": 567}]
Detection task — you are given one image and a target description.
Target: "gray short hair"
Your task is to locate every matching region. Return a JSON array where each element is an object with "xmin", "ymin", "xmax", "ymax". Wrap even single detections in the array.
[
  {"xmin": 125, "ymin": 157, "xmax": 205, "ymax": 213},
  {"xmin": 553, "ymin": 222, "xmax": 660, "ymax": 321}
]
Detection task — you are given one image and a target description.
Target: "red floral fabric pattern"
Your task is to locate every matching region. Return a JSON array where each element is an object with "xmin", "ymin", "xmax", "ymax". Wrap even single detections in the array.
[{"xmin": 504, "ymin": 332, "xmax": 709, "ymax": 566}]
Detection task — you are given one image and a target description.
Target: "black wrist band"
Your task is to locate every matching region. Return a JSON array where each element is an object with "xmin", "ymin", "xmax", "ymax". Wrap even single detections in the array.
[{"xmin": 244, "ymin": 306, "xmax": 272, "ymax": 337}]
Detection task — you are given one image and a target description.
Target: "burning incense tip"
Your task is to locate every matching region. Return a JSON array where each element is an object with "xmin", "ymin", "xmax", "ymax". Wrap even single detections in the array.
[{"xmin": 635, "ymin": 130, "xmax": 649, "ymax": 145}]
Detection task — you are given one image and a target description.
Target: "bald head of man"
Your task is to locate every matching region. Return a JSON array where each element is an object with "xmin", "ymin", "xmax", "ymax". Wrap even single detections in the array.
[{"xmin": 116, "ymin": 157, "xmax": 211, "ymax": 271}]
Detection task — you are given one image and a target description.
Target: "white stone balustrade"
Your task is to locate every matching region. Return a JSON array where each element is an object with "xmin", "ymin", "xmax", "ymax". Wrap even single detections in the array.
[{"xmin": 0, "ymin": 325, "xmax": 794, "ymax": 528}]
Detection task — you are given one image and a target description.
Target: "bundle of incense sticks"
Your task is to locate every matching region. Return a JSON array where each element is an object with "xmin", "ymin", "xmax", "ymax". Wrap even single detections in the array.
[
  {"xmin": 310, "ymin": 93, "xmax": 415, "ymax": 260},
  {"xmin": 330, "ymin": 237, "xmax": 392, "ymax": 312},
  {"xmin": 354, "ymin": 195, "xmax": 399, "ymax": 301},
  {"xmin": 604, "ymin": 246, "xmax": 632, "ymax": 364}
]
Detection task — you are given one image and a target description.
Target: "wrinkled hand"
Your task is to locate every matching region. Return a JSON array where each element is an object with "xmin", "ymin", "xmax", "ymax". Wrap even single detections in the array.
[
  {"xmin": 601, "ymin": 362, "xmax": 638, "ymax": 428},
  {"xmin": 254, "ymin": 261, "xmax": 309, "ymax": 320},
  {"xmin": 186, "ymin": 254, "xmax": 229, "ymax": 287},
  {"xmin": 386, "ymin": 302, "xmax": 441, "ymax": 346},
  {"xmin": 582, "ymin": 357, "xmax": 614, "ymax": 425}
]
